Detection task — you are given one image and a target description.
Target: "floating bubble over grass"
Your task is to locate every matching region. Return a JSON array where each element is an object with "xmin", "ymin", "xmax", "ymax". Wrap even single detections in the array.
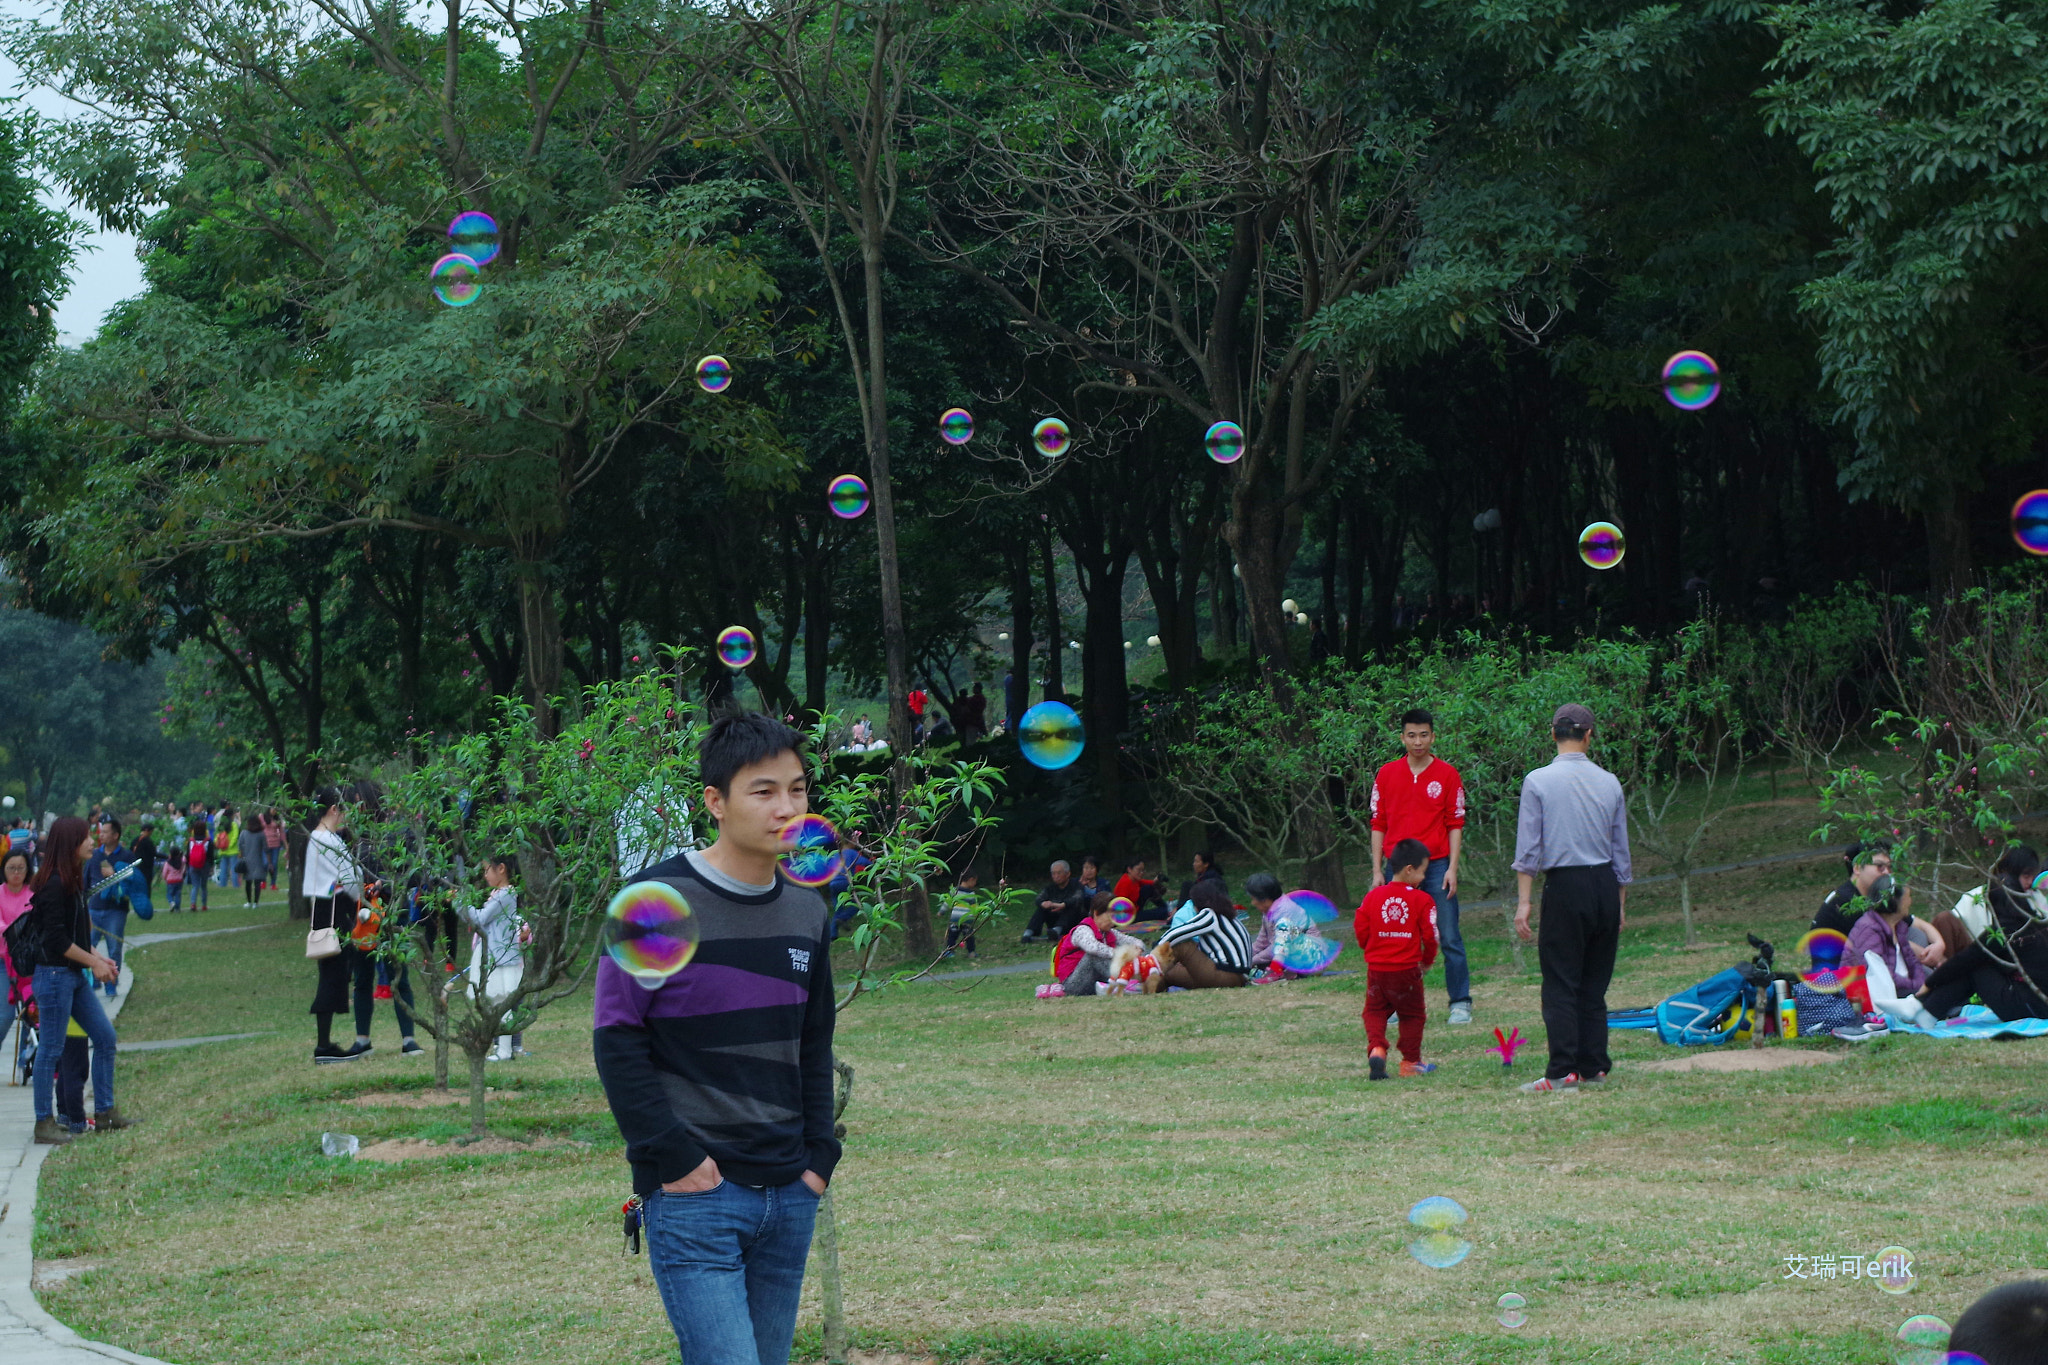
[
  {"xmin": 1032, "ymin": 417, "xmax": 1069, "ymax": 457},
  {"xmin": 696, "ymin": 355, "xmax": 732, "ymax": 393},
  {"xmin": 828, "ymin": 474, "xmax": 870, "ymax": 519},
  {"xmin": 431, "ymin": 253, "xmax": 483, "ymax": 307},
  {"xmin": 1496, "ymin": 1292, "xmax": 1528, "ymax": 1329},
  {"xmin": 1204, "ymin": 420, "xmax": 1245, "ymax": 464},
  {"xmin": 1110, "ymin": 896, "xmax": 1136, "ymax": 927},
  {"xmin": 716, "ymin": 626, "xmax": 756, "ymax": 669},
  {"xmin": 1578, "ymin": 521, "xmax": 1626, "ymax": 570},
  {"xmin": 1662, "ymin": 350, "xmax": 1720, "ymax": 410},
  {"xmin": 446, "ymin": 211, "xmax": 499, "ymax": 267},
  {"xmin": 603, "ymin": 880, "xmax": 700, "ymax": 987},
  {"xmin": 1018, "ymin": 701, "xmax": 1084, "ymax": 770},
  {"xmin": 1894, "ymin": 1314, "xmax": 1951, "ymax": 1365},
  {"xmin": 1873, "ymin": 1246, "xmax": 1917, "ymax": 1295},
  {"xmin": 2012, "ymin": 490, "xmax": 2048, "ymax": 557},
  {"xmin": 1797, "ymin": 927, "xmax": 1850, "ymax": 969},
  {"xmin": 939, "ymin": 407, "xmax": 975, "ymax": 445},
  {"xmin": 1406, "ymin": 1196, "xmax": 1472, "ymax": 1268},
  {"xmin": 779, "ymin": 814, "xmax": 842, "ymax": 888},
  {"xmin": 1271, "ymin": 889, "xmax": 1339, "ymax": 927}
]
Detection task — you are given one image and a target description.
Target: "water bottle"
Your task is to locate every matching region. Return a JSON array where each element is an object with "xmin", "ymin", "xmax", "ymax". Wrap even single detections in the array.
[{"xmin": 321, "ymin": 1132, "xmax": 360, "ymax": 1158}]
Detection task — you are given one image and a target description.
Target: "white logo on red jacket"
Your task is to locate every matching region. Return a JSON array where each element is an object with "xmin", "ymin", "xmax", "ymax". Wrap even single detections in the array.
[
  {"xmin": 1426, "ymin": 780, "xmax": 1443, "ymax": 800},
  {"xmin": 1382, "ymin": 896, "xmax": 1411, "ymax": 926}
]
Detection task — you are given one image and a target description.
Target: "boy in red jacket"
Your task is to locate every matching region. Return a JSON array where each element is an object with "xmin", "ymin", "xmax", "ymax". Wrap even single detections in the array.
[{"xmin": 1354, "ymin": 838, "xmax": 1439, "ymax": 1080}]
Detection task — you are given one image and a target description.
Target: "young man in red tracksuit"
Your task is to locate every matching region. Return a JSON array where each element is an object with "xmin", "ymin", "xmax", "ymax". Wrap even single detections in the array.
[{"xmin": 1354, "ymin": 838, "xmax": 1439, "ymax": 1080}]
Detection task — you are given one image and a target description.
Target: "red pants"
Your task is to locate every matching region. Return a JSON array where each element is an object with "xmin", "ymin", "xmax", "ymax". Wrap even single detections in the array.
[{"xmin": 1364, "ymin": 966, "xmax": 1426, "ymax": 1064}]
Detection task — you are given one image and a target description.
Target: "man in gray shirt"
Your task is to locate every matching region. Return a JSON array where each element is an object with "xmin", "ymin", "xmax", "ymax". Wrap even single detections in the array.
[{"xmin": 1512, "ymin": 703, "xmax": 1632, "ymax": 1092}]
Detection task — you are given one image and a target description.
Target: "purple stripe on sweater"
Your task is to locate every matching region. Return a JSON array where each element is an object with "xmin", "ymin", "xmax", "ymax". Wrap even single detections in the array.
[{"xmin": 595, "ymin": 957, "xmax": 809, "ymax": 1027}]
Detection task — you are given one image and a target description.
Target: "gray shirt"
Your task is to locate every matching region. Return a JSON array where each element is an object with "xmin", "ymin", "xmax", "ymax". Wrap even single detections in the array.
[{"xmin": 1511, "ymin": 751, "xmax": 1633, "ymax": 883}]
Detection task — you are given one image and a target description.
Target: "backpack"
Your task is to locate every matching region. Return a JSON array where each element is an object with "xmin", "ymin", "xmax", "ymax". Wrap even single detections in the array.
[
  {"xmin": 1654, "ymin": 967, "xmax": 1757, "ymax": 1046},
  {"xmin": 4, "ymin": 904, "xmax": 43, "ymax": 976},
  {"xmin": 189, "ymin": 838, "xmax": 208, "ymax": 871}
]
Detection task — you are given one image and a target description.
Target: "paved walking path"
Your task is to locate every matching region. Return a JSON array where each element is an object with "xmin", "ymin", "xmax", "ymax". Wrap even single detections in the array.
[{"xmin": 0, "ymin": 964, "xmax": 179, "ymax": 1365}]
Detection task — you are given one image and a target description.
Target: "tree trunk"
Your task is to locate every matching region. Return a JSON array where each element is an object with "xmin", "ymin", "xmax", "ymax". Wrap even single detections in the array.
[
  {"xmin": 1679, "ymin": 872, "xmax": 1695, "ymax": 947},
  {"xmin": 516, "ymin": 555, "xmax": 563, "ymax": 737},
  {"xmin": 1039, "ymin": 527, "xmax": 1064, "ymax": 698},
  {"xmin": 433, "ymin": 984, "xmax": 451, "ymax": 1091},
  {"xmin": 286, "ymin": 826, "xmax": 310, "ymax": 921},
  {"xmin": 1006, "ymin": 542, "xmax": 1034, "ymax": 731},
  {"xmin": 815, "ymin": 1188, "xmax": 849, "ymax": 1364},
  {"xmin": 899, "ymin": 877, "xmax": 936, "ymax": 959},
  {"xmin": 467, "ymin": 1047, "xmax": 489, "ymax": 1137},
  {"xmin": 1923, "ymin": 473, "xmax": 1974, "ymax": 600},
  {"xmin": 804, "ymin": 553, "xmax": 832, "ymax": 718},
  {"xmin": 1226, "ymin": 498, "xmax": 1292, "ymax": 674}
]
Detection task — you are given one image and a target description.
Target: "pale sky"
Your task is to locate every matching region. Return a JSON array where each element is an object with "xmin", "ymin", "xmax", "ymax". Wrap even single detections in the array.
[{"xmin": 0, "ymin": 0, "xmax": 147, "ymax": 346}]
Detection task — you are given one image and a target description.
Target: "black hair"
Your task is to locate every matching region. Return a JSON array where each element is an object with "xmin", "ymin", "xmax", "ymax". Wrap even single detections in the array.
[
  {"xmin": 1193, "ymin": 849, "xmax": 1217, "ymax": 870},
  {"xmin": 309, "ymin": 785, "xmax": 345, "ymax": 830},
  {"xmin": 1080, "ymin": 853, "xmax": 1101, "ymax": 872},
  {"xmin": 1125, "ymin": 854, "xmax": 1146, "ymax": 871},
  {"xmin": 99, "ymin": 815, "xmax": 123, "ymax": 837},
  {"xmin": 1245, "ymin": 871, "xmax": 1283, "ymax": 902},
  {"xmin": 1992, "ymin": 843, "xmax": 2042, "ymax": 889},
  {"xmin": 1, "ymin": 845, "xmax": 29, "ymax": 874},
  {"xmin": 485, "ymin": 853, "xmax": 520, "ymax": 879},
  {"xmin": 1552, "ymin": 718, "xmax": 1590, "ymax": 741},
  {"xmin": 1188, "ymin": 881, "xmax": 1234, "ymax": 916},
  {"xmin": 1388, "ymin": 837, "xmax": 1431, "ymax": 873},
  {"xmin": 700, "ymin": 712, "xmax": 807, "ymax": 795},
  {"xmin": 1950, "ymin": 1279, "xmax": 2048, "ymax": 1365},
  {"xmin": 1843, "ymin": 839, "xmax": 1893, "ymax": 873},
  {"xmin": 956, "ymin": 867, "xmax": 979, "ymax": 884},
  {"xmin": 1399, "ymin": 708, "xmax": 1434, "ymax": 729},
  {"xmin": 1867, "ymin": 874, "xmax": 1909, "ymax": 917}
]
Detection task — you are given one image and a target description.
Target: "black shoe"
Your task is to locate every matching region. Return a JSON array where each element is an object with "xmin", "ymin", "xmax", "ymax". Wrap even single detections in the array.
[
  {"xmin": 339, "ymin": 1041, "xmax": 373, "ymax": 1061},
  {"xmin": 400, "ymin": 1039, "xmax": 425, "ymax": 1056},
  {"xmin": 313, "ymin": 1043, "xmax": 350, "ymax": 1065},
  {"xmin": 1368, "ymin": 1052, "xmax": 1388, "ymax": 1082},
  {"xmin": 1019, "ymin": 933, "xmax": 1038, "ymax": 945}
]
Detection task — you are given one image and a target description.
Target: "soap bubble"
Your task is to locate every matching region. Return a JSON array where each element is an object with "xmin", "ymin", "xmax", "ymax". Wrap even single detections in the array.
[
  {"xmin": 828, "ymin": 474, "xmax": 870, "ymax": 519},
  {"xmin": 1662, "ymin": 350, "xmax": 1721, "ymax": 410},
  {"xmin": 1109, "ymin": 896, "xmax": 1136, "ymax": 927},
  {"xmin": 1204, "ymin": 420, "xmax": 1245, "ymax": 464},
  {"xmin": 446, "ymin": 211, "xmax": 499, "ymax": 267},
  {"xmin": 603, "ymin": 880, "xmax": 700, "ymax": 987},
  {"xmin": 2012, "ymin": 490, "xmax": 2048, "ymax": 557},
  {"xmin": 778, "ymin": 814, "xmax": 842, "ymax": 888},
  {"xmin": 696, "ymin": 355, "xmax": 732, "ymax": 393},
  {"xmin": 1894, "ymin": 1315, "xmax": 1951, "ymax": 1365},
  {"xmin": 430, "ymin": 253, "xmax": 483, "ymax": 307},
  {"xmin": 1873, "ymin": 1246, "xmax": 1917, "ymax": 1295},
  {"xmin": 716, "ymin": 626, "xmax": 756, "ymax": 669},
  {"xmin": 1495, "ymin": 1293, "xmax": 1528, "ymax": 1329},
  {"xmin": 1577, "ymin": 521, "xmax": 1626, "ymax": 570},
  {"xmin": 1271, "ymin": 889, "xmax": 1339, "ymax": 927},
  {"xmin": 1405, "ymin": 1196, "xmax": 1472, "ymax": 1268},
  {"xmin": 939, "ymin": 407, "xmax": 974, "ymax": 445},
  {"xmin": 1018, "ymin": 701, "xmax": 1085, "ymax": 770},
  {"xmin": 1032, "ymin": 418, "xmax": 1069, "ymax": 457},
  {"xmin": 1797, "ymin": 927, "xmax": 1850, "ymax": 970}
]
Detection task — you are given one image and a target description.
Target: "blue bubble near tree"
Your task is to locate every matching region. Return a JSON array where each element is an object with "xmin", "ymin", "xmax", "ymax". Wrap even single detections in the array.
[{"xmin": 1018, "ymin": 701, "xmax": 1085, "ymax": 770}]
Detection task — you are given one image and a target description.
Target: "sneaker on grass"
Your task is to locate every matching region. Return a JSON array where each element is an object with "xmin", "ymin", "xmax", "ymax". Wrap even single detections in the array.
[
  {"xmin": 1518, "ymin": 1072, "xmax": 1578, "ymax": 1093},
  {"xmin": 1399, "ymin": 1061, "xmax": 1437, "ymax": 1077},
  {"xmin": 400, "ymin": 1039, "xmax": 425, "ymax": 1056},
  {"xmin": 313, "ymin": 1043, "xmax": 351, "ymax": 1065},
  {"xmin": 1447, "ymin": 1002, "xmax": 1473, "ymax": 1025},
  {"xmin": 1368, "ymin": 1050, "xmax": 1388, "ymax": 1082}
]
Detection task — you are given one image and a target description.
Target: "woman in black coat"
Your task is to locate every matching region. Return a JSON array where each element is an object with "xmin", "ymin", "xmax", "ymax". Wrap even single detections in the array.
[
  {"xmin": 23, "ymin": 815, "xmax": 128, "ymax": 1144},
  {"xmin": 1916, "ymin": 845, "xmax": 2048, "ymax": 1022}
]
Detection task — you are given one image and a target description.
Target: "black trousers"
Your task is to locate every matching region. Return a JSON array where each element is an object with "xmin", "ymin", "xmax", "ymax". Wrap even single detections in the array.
[
  {"xmin": 1537, "ymin": 864, "xmax": 1622, "ymax": 1080},
  {"xmin": 1919, "ymin": 943, "xmax": 2048, "ymax": 1022}
]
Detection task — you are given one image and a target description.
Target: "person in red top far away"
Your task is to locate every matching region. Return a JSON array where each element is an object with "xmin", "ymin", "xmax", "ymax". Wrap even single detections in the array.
[
  {"xmin": 1355, "ymin": 838, "xmax": 1439, "ymax": 1080},
  {"xmin": 1368, "ymin": 708, "xmax": 1471, "ymax": 1024}
]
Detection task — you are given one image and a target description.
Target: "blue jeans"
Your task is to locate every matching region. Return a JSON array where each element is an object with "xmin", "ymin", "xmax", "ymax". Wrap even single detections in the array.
[
  {"xmin": 1390, "ymin": 856, "xmax": 1468, "ymax": 1005},
  {"xmin": 89, "ymin": 907, "xmax": 129, "ymax": 985},
  {"xmin": 165, "ymin": 878, "xmax": 183, "ymax": 910},
  {"xmin": 645, "ymin": 1178, "xmax": 821, "ymax": 1364},
  {"xmin": 30, "ymin": 967, "xmax": 115, "ymax": 1120}
]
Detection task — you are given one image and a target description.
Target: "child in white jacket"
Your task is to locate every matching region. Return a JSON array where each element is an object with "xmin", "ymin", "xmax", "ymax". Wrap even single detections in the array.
[{"xmin": 459, "ymin": 855, "xmax": 525, "ymax": 1060}]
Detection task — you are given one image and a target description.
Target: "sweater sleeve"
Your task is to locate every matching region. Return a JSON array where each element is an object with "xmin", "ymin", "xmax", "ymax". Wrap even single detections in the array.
[
  {"xmin": 591, "ymin": 960, "xmax": 713, "ymax": 1187},
  {"xmin": 1421, "ymin": 894, "xmax": 1439, "ymax": 969},
  {"xmin": 800, "ymin": 925, "xmax": 843, "ymax": 1183}
]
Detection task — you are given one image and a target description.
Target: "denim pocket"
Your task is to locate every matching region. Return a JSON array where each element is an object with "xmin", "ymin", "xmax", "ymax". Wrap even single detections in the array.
[{"xmin": 661, "ymin": 1177, "xmax": 725, "ymax": 1198}]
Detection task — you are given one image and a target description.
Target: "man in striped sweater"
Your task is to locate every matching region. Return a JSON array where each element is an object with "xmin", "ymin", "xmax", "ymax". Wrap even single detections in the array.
[{"xmin": 594, "ymin": 713, "xmax": 840, "ymax": 1365}]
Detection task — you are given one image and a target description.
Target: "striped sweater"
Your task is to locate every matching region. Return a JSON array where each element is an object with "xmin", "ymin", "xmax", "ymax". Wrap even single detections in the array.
[
  {"xmin": 592, "ymin": 852, "xmax": 841, "ymax": 1195},
  {"xmin": 1160, "ymin": 906, "xmax": 1254, "ymax": 974}
]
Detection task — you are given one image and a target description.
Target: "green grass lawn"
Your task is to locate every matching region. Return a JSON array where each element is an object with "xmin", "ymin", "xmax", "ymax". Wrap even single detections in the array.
[{"xmin": 29, "ymin": 805, "xmax": 2048, "ymax": 1365}]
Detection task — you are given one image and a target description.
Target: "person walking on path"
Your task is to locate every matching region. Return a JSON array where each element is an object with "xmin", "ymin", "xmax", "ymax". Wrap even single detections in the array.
[
  {"xmin": 237, "ymin": 813, "xmax": 265, "ymax": 906},
  {"xmin": 1512, "ymin": 703, "xmax": 1632, "ymax": 1093},
  {"xmin": 186, "ymin": 813, "xmax": 211, "ymax": 912},
  {"xmin": 21, "ymin": 815, "xmax": 129, "ymax": 1144},
  {"xmin": 263, "ymin": 807, "xmax": 285, "ymax": 890},
  {"xmin": 593, "ymin": 712, "xmax": 839, "ymax": 1365},
  {"xmin": 1368, "ymin": 708, "xmax": 1472, "ymax": 1023}
]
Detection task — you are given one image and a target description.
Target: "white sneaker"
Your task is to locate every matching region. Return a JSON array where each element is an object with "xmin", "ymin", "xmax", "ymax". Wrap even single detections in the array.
[{"xmin": 1448, "ymin": 1002, "xmax": 1473, "ymax": 1025}]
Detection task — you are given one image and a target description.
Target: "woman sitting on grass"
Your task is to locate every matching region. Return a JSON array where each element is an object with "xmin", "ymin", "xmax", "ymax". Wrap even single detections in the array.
[
  {"xmin": 1849, "ymin": 875, "xmax": 1928, "ymax": 1000},
  {"xmin": 1152, "ymin": 880, "xmax": 1252, "ymax": 990},
  {"xmin": 1913, "ymin": 845, "xmax": 2048, "ymax": 1023},
  {"xmin": 1054, "ymin": 894, "xmax": 1143, "ymax": 999}
]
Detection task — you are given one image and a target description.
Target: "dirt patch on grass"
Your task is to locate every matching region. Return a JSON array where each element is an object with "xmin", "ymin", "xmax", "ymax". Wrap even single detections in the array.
[
  {"xmin": 356, "ymin": 1136, "xmax": 583, "ymax": 1161},
  {"xmin": 345, "ymin": 1088, "xmax": 515, "ymax": 1108},
  {"xmin": 1637, "ymin": 1048, "xmax": 1847, "ymax": 1073}
]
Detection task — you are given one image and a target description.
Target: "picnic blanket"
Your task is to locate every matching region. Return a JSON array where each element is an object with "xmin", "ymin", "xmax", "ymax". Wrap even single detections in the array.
[{"xmin": 1881, "ymin": 1005, "xmax": 2048, "ymax": 1039}]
